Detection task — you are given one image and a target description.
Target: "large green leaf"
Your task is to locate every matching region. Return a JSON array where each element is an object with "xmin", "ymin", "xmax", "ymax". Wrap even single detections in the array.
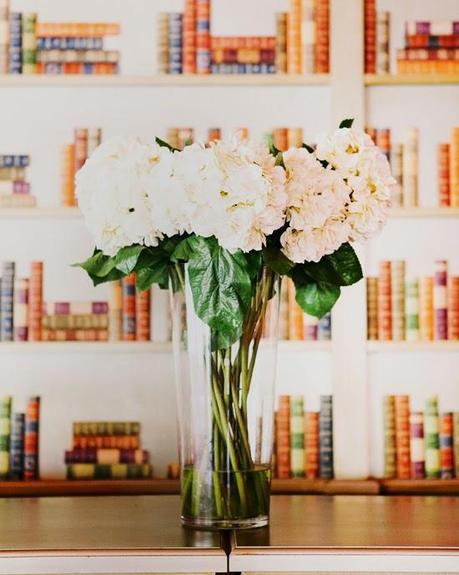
[
  {"xmin": 263, "ymin": 246, "xmax": 294, "ymax": 276},
  {"xmin": 114, "ymin": 245, "xmax": 144, "ymax": 275},
  {"xmin": 295, "ymin": 281, "xmax": 340, "ymax": 318},
  {"xmin": 301, "ymin": 243, "xmax": 362, "ymax": 287},
  {"xmin": 74, "ymin": 250, "xmax": 125, "ymax": 286},
  {"xmin": 187, "ymin": 237, "xmax": 252, "ymax": 349},
  {"xmin": 171, "ymin": 235, "xmax": 199, "ymax": 263}
]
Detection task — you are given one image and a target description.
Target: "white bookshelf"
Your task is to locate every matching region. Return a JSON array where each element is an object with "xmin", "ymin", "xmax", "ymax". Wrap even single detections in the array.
[{"xmin": 0, "ymin": 0, "xmax": 458, "ymax": 480}]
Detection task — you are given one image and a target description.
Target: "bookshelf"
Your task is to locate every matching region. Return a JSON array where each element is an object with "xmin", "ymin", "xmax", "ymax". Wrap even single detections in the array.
[{"xmin": 0, "ymin": 0, "xmax": 457, "ymax": 489}]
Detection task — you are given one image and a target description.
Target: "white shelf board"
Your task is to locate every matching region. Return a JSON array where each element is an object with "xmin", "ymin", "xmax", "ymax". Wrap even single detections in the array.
[
  {"xmin": 0, "ymin": 207, "xmax": 81, "ymax": 219},
  {"xmin": 0, "ymin": 73, "xmax": 330, "ymax": 87},
  {"xmin": 389, "ymin": 207, "xmax": 459, "ymax": 218},
  {"xmin": 367, "ymin": 340, "xmax": 459, "ymax": 353}
]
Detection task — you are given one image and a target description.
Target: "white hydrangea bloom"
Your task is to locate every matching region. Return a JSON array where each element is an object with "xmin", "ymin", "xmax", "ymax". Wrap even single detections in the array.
[{"xmin": 76, "ymin": 137, "xmax": 166, "ymax": 256}]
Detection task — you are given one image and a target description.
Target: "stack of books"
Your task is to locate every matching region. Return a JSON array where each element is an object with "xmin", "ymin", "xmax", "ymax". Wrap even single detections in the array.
[
  {"xmin": 65, "ymin": 421, "xmax": 152, "ymax": 479},
  {"xmin": 61, "ymin": 127, "xmax": 102, "ymax": 207},
  {"xmin": 157, "ymin": 0, "xmax": 329, "ymax": 75},
  {"xmin": 42, "ymin": 302, "xmax": 109, "ymax": 342},
  {"xmin": 383, "ymin": 394, "xmax": 459, "ymax": 480},
  {"xmin": 0, "ymin": 395, "xmax": 40, "ymax": 481},
  {"xmin": 0, "ymin": 154, "xmax": 34, "ymax": 208},
  {"xmin": 274, "ymin": 394, "xmax": 333, "ymax": 479},
  {"xmin": 364, "ymin": 0, "xmax": 390, "ymax": 74},
  {"xmin": 438, "ymin": 127, "xmax": 459, "ymax": 207},
  {"xmin": 366, "ymin": 260, "xmax": 459, "ymax": 341},
  {"xmin": 0, "ymin": 1, "xmax": 120, "ymax": 75}
]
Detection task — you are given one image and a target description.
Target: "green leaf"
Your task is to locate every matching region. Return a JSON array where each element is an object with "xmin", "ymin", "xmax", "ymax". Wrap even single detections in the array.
[
  {"xmin": 155, "ymin": 137, "xmax": 179, "ymax": 152},
  {"xmin": 114, "ymin": 245, "xmax": 144, "ymax": 274},
  {"xmin": 134, "ymin": 247, "xmax": 172, "ymax": 291},
  {"xmin": 187, "ymin": 237, "xmax": 252, "ymax": 349},
  {"xmin": 171, "ymin": 236, "xmax": 199, "ymax": 262},
  {"xmin": 88, "ymin": 267, "xmax": 125, "ymax": 287},
  {"xmin": 299, "ymin": 243, "xmax": 363, "ymax": 287},
  {"xmin": 339, "ymin": 118, "xmax": 354, "ymax": 129},
  {"xmin": 263, "ymin": 246, "xmax": 294, "ymax": 276},
  {"xmin": 295, "ymin": 281, "xmax": 340, "ymax": 318},
  {"xmin": 245, "ymin": 251, "xmax": 263, "ymax": 280},
  {"xmin": 73, "ymin": 250, "xmax": 119, "ymax": 278},
  {"xmin": 302, "ymin": 143, "xmax": 315, "ymax": 154}
]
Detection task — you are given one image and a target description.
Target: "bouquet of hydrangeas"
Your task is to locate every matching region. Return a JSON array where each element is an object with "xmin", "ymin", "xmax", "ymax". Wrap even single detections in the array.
[{"xmin": 76, "ymin": 119, "xmax": 394, "ymax": 527}]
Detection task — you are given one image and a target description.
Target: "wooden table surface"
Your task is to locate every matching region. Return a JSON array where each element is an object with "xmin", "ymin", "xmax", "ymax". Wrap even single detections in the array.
[{"xmin": 231, "ymin": 495, "xmax": 459, "ymax": 573}]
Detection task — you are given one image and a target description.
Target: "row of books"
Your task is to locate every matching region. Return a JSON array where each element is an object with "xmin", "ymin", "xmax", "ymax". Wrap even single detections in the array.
[
  {"xmin": 0, "ymin": 396, "xmax": 40, "ymax": 481},
  {"xmin": 158, "ymin": 0, "xmax": 329, "ymax": 75},
  {"xmin": 367, "ymin": 260, "xmax": 459, "ymax": 342},
  {"xmin": 65, "ymin": 421, "xmax": 152, "ymax": 480},
  {"xmin": 61, "ymin": 128, "xmax": 102, "ymax": 207},
  {"xmin": 274, "ymin": 394, "xmax": 333, "ymax": 479},
  {"xmin": 0, "ymin": 2, "xmax": 120, "ymax": 75},
  {"xmin": 0, "ymin": 154, "xmax": 34, "ymax": 207},
  {"xmin": 398, "ymin": 20, "xmax": 459, "ymax": 75},
  {"xmin": 384, "ymin": 395, "xmax": 459, "ymax": 479}
]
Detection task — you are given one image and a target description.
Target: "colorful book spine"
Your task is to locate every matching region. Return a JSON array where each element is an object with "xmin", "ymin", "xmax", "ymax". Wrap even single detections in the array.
[
  {"xmin": 287, "ymin": 127, "xmax": 303, "ymax": 148},
  {"xmin": 377, "ymin": 260, "xmax": 392, "ymax": 340},
  {"xmin": 87, "ymin": 128, "xmax": 102, "ymax": 158},
  {"xmin": 0, "ymin": 396, "xmax": 12, "ymax": 480},
  {"xmin": 409, "ymin": 412, "xmax": 425, "ymax": 479},
  {"xmin": 24, "ymin": 396, "xmax": 40, "ymax": 480},
  {"xmin": 207, "ymin": 127, "xmax": 221, "ymax": 142},
  {"xmin": 287, "ymin": 0, "xmax": 302, "ymax": 74},
  {"xmin": 433, "ymin": 260, "xmax": 448, "ymax": 340},
  {"xmin": 157, "ymin": 13, "xmax": 169, "ymax": 74},
  {"xmin": 366, "ymin": 277, "xmax": 378, "ymax": 340},
  {"xmin": 301, "ymin": 0, "xmax": 315, "ymax": 74},
  {"xmin": 405, "ymin": 279, "xmax": 419, "ymax": 341},
  {"xmin": 135, "ymin": 288, "xmax": 150, "ymax": 341},
  {"xmin": 424, "ymin": 396, "xmax": 440, "ymax": 479},
  {"xmin": 44, "ymin": 301, "xmax": 108, "ymax": 315},
  {"xmin": 0, "ymin": 0, "xmax": 8, "ymax": 73},
  {"xmin": 317, "ymin": 312, "xmax": 331, "ymax": 340},
  {"xmin": 73, "ymin": 421, "xmax": 140, "ymax": 435},
  {"xmin": 73, "ymin": 435, "xmax": 140, "ymax": 450},
  {"xmin": 22, "ymin": 12, "xmax": 37, "ymax": 74},
  {"xmin": 318, "ymin": 395, "xmax": 333, "ymax": 479},
  {"xmin": 287, "ymin": 279, "xmax": 303, "ymax": 340},
  {"xmin": 391, "ymin": 143, "xmax": 403, "ymax": 207},
  {"xmin": 13, "ymin": 278, "xmax": 29, "ymax": 341},
  {"xmin": 438, "ymin": 143, "xmax": 450, "ymax": 207},
  {"xmin": 36, "ymin": 23, "xmax": 120, "ymax": 37},
  {"xmin": 8, "ymin": 11, "xmax": 22, "ymax": 74},
  {"xmin": 60, "ymin": 144, "xmax": 76, "ymax": 207},
  {"xmin": 0, "ymin": 261, "xmax": 15, "ymax": 341},
  {"xmin": 375, "ymin": 128, "xmax": 391, "ymax": 163},
  {"xmin": 28, "ymin": 262, "xmax": 43, "ymax": 341},
  {"xmin": 275, "ymin": 12, "xmax": 287, "ymax": 74},
  {"xmin": 122, "ymin": 273, "xmax": 136, "ymax": 341},
  {"xmin": 314, "ymin": 0, "xmax": 329, "ymax": 73},
  {"xmin": 196, "ymin": 0, "xmax": 210, "ymax": 74},
  {"xmin": 376, "ymin": 11, "xmax": 390, "ymax": 74},
  {"xmin": 394, "ymin": 395, "xmax": 410, "ymax": 479},
  {"xmin": 109, "ymin": 280, "xmax": 122, "ymax": 341},
  {"xmin": 440, "ymin": 412, "xmax": 454, "ymax": 479},
  {"xmin": 405, "ymin": 22, "xmax": 459, "ymax": 35},
  {"xmin": 278, "ymin": 277, "xmax": 290, "ymax": 340},
  {"xmin": 419, "ymin": 276, "xmax": 434, "ymax": 341},
  {"xmin": 74, "ymin": 128, "xmax": 88, "ymax": 171},
  {"xmin": 383, "ymin": 395, "xmax": 396, "ymax": 478},
  {"xmin": 273, "ymin": 127, "xmax": 288, "ymax": 151},
  {"xmin": 304, "ymin": 411, "xmax": 319, "ymax": 478},
  {"xmin": 448, "ymin": 277, "xmax": 459, "ymax": 340},
  {"xmin": 304, "ymin": 314, "xmax": 318, "ymax": 340},
  {"xmin": 65, "ymin": 448, "xmax": 149, "ymax": 464},
  {"xmin": 182, "ymin": 0, "xmax": 196, "ymax": 74},
  {"xmin": 391, "ymin": 260, "xmax": 405, "ymax": 341},
  {"xmin": 67, "ymin": 463, "xmax": 152, "ymax": 480},
  {"xmin": 364, "ymin": 0, "xmax": 376, "ymax": 74},
  {"xmin": 168, "ymin": 13, "xmax": 183, "ymax": 75},
  {"xmin": 450, "ymin": 127, "xmax": 459, "ymax": 207},
  {"xmin": 402, "ymin": 128, "xmax": 419, "ymax": 207},
  {"xmin": 276, "ymin": 395, "xmax": 291, "ymax": 479},
  {"xmin": 290, "ymin": 396, "xmax": 305, "ymax": 478},
  {"xmin": 453, "ymin": 413, "xmax": 459, "ymax": 478},
  {"xmin": 9, "ymin": 412, "xmax": 24, "ymax": 480}
]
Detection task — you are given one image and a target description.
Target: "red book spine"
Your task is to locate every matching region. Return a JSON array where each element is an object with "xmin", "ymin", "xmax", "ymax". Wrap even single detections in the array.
[
  {"xmin": 394, "ymin": 395, "xmax": 411, "ymax": 479},
  {"xmin": 375, "ymin": 128, "xmax": 391, "ymax": 162},
  {"xmin": 182, "ymin": 0, "xmax": 196, "ymax": 74},
  {"xmin": 434, "ymin": 260, "xmax": 448, "ymax": 340},
  {"xmin": 304, "ymin": 411, "xmax": 319, "ymax": 478},
  {"xmin": 73, "ymin": 435, "xmax": 140, "ymax": 450},
  {"xmin": 438, "ymin": 143, "xmax": 451, "ymax": 207},
  {"xmin": 377, "ymin": 260, "xmax": 392, "ymax": 340},
  {"xmin": 135, "ymin": 288, "xmax": 151, "ymax": 341},
  {"xmin": 24, "ymin": 396, "xmax": 40, "ymax": 480},
  {"xmin": 314, "ymin": 0, "xmax": 329, "ymax": 73},
  {"xmin": 207, "ymin": 128, "xmax": 221, "ymax": 143},
  {"xmin": 409, "ymin": 412, "xmax": 425, "ymax": 479},
  {"xmin": 276, "ymin": 395, "xmax": 291, "ymax": 479},
  {"xmin": 364, "ymin": 0, "xmax": 376, "ymax": 74},
  {"xmin": 122, "ymin": 273, "xmax": 136, "ymax": 341},
  {"xmin": 448, "ymin": 277, "xmax": 459, "ymax": 340},
  {"xmin": 65, "ymin": 449, "xmax": 149, "ymax": 464},
  {"xmin": 440, "ymin": 413, "xmax": 454, "ymax": 479},
  {"xmin": 28, "ymin": 261, "xmax": 43, "ymax": 341}
]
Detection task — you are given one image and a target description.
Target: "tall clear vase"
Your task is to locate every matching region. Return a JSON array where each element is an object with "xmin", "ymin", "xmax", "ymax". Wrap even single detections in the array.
[{"xmin": 170, "ymin": 265, "xmax": 280, "ymax": 530}]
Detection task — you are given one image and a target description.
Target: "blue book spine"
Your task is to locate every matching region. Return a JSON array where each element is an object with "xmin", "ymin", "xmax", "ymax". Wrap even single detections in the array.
[
  {"xmin": 168, "ymin": 13, "xmax": 182, "ymax": 74},
  {"xmin": 0, "ymin": 262, "xmax": 15, "ymax": 342},
  {"xmin": 317, "ymin": 312, "xmax": 332, "ymax": 341},
  {"xmin": 0, "ymin": 155, "xmax": 30, "ymax": 168},
  {"xmin": 9, "ymin": 413, "xmax": 25, "ymax": 480},
  {"xmin": 319, "ymin": 395, "xmax": 334, "ymax": 479},
  {"xmin": 37, "ymin": 37, "xmax": 104, "ymax": 50},
  {"xmin": 8, "ymin": 12, "xmax": 22, "ymax": 74}
]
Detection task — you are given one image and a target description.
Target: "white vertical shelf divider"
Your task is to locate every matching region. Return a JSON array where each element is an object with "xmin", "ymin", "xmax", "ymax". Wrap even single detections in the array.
[{"xmin": 330, "ymin": 0, "xmax": 369, "ymax": 478}]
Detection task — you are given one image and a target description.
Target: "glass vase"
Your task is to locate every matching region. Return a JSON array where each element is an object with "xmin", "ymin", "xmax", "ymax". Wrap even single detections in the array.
[{"xmin": 170, "ymin": 265, "xmax": 280, "ymax": 530}]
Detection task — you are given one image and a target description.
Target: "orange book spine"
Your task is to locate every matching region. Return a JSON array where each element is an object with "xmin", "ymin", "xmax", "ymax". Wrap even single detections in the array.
[
  {"xmin": 419, "ymin": 276, "xmax": 434, "ymax": 340},
  {"xmin": 275, "ymin": 12, "xmax": 288, "ymax": 74},
  {"xmin": 287, "ymin": 0, "xmax": 302, "ymax": 74},
  {"xmin": 287, "ymin": 127, "xmax": 303, "ymax": 148},
  {"xmin": 74, "ymin": 128, "xmax": 88, "ymax": 171},
  {"xmin": 73, "ymin": 435, "xmax": 140, "ymax": 450},
  {"xmin": 377, "ymin": 261, "xmax": 392, "ymax": 340},
  {"xmin": 273, "ymin": 128, "xmax": 288, "ymax": 151},
  {"xmin": 366, "ymin": 276, "xmax": 378, "ymax": 340},
  {"xmin": 450, "ymin": 127, "xmax": 459, "ymax": 207},
  {"xmin": 135, "ymin": 289, "xmax": 151, "ymax": 341},
  {"xmin": 438, "ymin": 143, "xmax": 450, "ymax": 207},
  {"xmin": 36, "ymin": 22, "xmax": 120, "ymax": 37},
  {"xmin": 28, "ymin": 261, "xmax": 43, "ymax": 341},
  {"xmin": 440, "ymin": 412, "xmax": 454, "ymax": 479},
  {"xmin": 207, "ymin": 128, "xmax": 221, "ymax": 143},
  {"xmin": 304, "ymin": 411, "xmax": 319, "ymax": 478},
  {"xmin": 364, "ymin": 0, "xmax": 376, "ymax": 74},
  {"xmin": 60, "ymin": 144, "xmax": 76, "ymax": 207},
  {"xmin": 314, "ymin": 0, "xmax": 329, "ymax": 73},
  {"xmin": 397, "ymin": 60, "xmax": 459, "ymax": 75},
  {"xmin": 394, "ymin": 395, "xmax": 411, "ymax": 479},
  {"xmin": 183, "ymin": 0, "xmax": 196, "ymax": 74},
  {"xmin": 287, "ymin": 278, "xmax": 303, "ymax": 340},
  {"xmin": 448, "ymin": 277, "xmax": 459, "ymax": 340},
  {"xmin": 276, "ymin": 395, "xmax": 291, "ymax": 479}
]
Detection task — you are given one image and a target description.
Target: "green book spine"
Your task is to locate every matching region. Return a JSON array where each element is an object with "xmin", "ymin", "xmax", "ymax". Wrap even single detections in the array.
[
  {"xmin": 424, "ymin": 396, "xmax": 440, "ymax": 479},
  {"xmin": 290, "ymin": 395, "xmax": 305, "ymax": 478},
  {"xmin": 383, "ymin": 395, "xmax": 396, "ymax": 478},
  {"xmin": 72, "ymin": 421, "xmax": 141, "ymax": 436},
  {"xmin": 405, "ymin": 279, "xmax": 419, "ymax": 341},
  {"xmin": 0, "ymin": 396, "xmax": 12, "ymax": 480},
  {"xmin": 66, "ymin": 463, "xmax": 152, "ymax": 480}
]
